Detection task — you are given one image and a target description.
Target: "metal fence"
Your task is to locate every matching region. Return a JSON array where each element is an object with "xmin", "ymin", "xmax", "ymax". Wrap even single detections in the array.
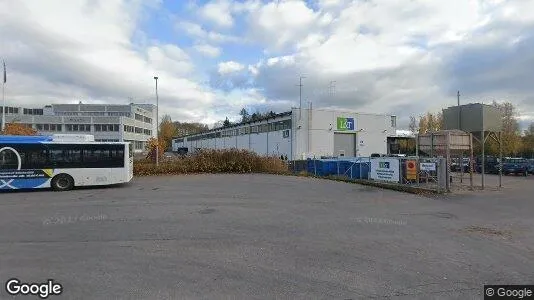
[
  {"xmin": 289, "ymin": 157, "xmax": 371, "ymax": 180},
  {"xmin": 398, "ymin": 157, "xmax": 448, "ymax": 192},
  {"xmin": 290, "ymin": 156, "xmax": 448, "ymax": 192}
]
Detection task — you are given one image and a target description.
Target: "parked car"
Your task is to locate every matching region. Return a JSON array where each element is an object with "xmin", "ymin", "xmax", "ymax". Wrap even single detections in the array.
[
  {"xmin": 451, "ymin": 158, "xmax": 471, "ymax": 172},
  {"xmin": 526, "ymin": 159, "xmax": 534, "ymax": 175},
  {"xmin": 502, "ymin": 158, "xmax": 529, "ymax": 176},
  {"xmin": 475, "ymin": 156, "xmax": 500, "ymax": 174}
]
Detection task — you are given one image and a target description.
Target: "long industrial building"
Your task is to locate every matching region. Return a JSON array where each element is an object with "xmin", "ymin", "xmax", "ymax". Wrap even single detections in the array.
[
  {"xmin": 172, "ymin": 108, "xmax": 397, "ymax": 159},
  {"xmin": 1, "ymin": 103, "xmax": 157, "ymax": 152}
]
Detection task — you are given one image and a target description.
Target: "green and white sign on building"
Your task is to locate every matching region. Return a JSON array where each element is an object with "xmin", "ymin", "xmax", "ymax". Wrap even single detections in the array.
[{"xmin": 336, "ymin": 117, "xmax": 355, "ymax": 131}]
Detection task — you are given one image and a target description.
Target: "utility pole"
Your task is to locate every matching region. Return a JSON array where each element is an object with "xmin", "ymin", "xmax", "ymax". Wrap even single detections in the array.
[
  {"xmin": 457, "ymin": 90, "xmax": 461, "ymax": 130},
  {"xmin": 2, "ymin": 60, "xmax": 6, "ymax": 132},
  {"xmin": 154, "ymin": 76, "xmax": 159, "ymax": 167},
  {"xmin": 297, "ymin": 76, "xmax": 305, "ymax": 120}
]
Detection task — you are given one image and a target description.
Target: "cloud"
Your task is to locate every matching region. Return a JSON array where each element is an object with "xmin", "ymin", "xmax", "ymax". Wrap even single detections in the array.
[
  {"xmin": 217, "ymin": 61, "xmax": 244, "ymax": 74},
  {"xmin": 193, "ymin": 44, "xmax": 221, "ymax": 57},
  {"xmin": 0, "ymin": 0, "xmax": 215, "ymax": 122},
  {"xmin": 176, "ymin": 20, "xmax": 241, "ymax": 44},
  {"xmin": 244, "ymin": 0, "xmax": 321, "ymax": 52},
  {"xmin": 198, "ymin": 0, "xmax": 234, "ymax": 28},
  {"xmin": 222, "ymin": 0, "xmax": 534, "ymax": 128},
  {"xmin": 2, "ymin": 0, "xmax": 534, "ymax": 129}
]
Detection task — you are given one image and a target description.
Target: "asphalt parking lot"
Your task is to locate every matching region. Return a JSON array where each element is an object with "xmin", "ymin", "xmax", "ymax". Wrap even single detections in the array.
[{"xmin": 1, "ymin": 174, "xmax": 534, "ymax": 299}]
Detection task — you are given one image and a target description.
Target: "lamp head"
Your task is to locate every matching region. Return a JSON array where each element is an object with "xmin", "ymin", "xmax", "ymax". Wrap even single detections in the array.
[{"xmin": 154, "ymin": 76, "xmax": 158, "ymax": 80}]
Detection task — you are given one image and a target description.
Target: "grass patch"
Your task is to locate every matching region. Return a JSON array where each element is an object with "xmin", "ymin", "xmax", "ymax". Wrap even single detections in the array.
[{"xmin": 134, "ymin": 149, "xmax": 290, "ymax": 176}]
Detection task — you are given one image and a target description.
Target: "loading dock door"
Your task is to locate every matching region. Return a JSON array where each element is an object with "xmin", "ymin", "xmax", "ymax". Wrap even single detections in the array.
[{"xmin": 334, "ymin": 132, "xmax": 356, "ymax": 157}]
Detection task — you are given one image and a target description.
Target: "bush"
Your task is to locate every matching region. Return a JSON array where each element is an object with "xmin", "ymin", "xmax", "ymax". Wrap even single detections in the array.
[{"xmin": 134, "ymin": 149, "xmax": 289, "ymax": 176}]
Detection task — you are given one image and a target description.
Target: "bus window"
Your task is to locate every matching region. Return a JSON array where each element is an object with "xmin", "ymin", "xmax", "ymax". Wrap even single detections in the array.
[
  {"xmin": 0, "ymin": 149, "xmax": 19, "ymax": 170},
  {"xmin": 48, "ymin": 145, "xmax": 83, "ymax": 168},
  {"xmin": 20, "ymin": 147, "xmax": 48, "ymax": 169}
]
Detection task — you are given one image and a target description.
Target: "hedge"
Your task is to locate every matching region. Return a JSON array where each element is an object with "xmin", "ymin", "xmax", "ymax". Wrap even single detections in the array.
[{"xmin": 134, "ymin": 149, "xmax": 289, "ymax": 176}]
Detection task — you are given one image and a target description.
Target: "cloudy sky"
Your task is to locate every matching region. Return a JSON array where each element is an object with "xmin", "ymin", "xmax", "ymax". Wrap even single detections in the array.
[{"xmin": 1, "ymin": 0, "xmax": 533, "ymax": 129}]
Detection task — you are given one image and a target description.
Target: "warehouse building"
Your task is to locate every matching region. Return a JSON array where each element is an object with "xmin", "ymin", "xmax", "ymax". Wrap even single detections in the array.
[
  {"xmin": 0, "ymin": 103, "xmax": 157, "ymax": 152},
  {"xmin": 172, "ymin": 108, "xmax": 397, "ymax": 159}
]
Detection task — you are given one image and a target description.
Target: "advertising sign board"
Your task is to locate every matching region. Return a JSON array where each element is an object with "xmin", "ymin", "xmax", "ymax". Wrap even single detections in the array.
[{"xmin": 371, "ymin": 158, "xmax": 400, "ymax": 182}]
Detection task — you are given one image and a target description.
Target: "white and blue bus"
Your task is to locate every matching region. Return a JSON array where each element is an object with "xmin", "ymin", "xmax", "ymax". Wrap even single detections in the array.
[{"xmin": 0, "ymin": 134, "xmax": 133, "ymax": 191}]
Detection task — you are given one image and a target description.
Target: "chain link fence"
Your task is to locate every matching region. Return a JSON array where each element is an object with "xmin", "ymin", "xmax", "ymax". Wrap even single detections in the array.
[{"xmin": 398, "ymin": 157, "xmax": 448, "ymax": 192}]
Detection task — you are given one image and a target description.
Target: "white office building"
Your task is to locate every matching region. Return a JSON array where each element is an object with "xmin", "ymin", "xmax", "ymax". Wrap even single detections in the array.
[
  {"xmin": 172, "ymin": 108, "xmax": 397, "ymax": 159},
  {"xmin": 0, "ymin": 103, "xmax": 157, "ymax": 152}
]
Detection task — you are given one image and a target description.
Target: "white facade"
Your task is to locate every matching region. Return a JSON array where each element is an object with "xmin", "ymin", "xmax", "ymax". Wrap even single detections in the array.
[
  {"xmin": 0, "ymin": 103, "xmax": 156, "ymax": 152},
  {"xmin": 173, "ymin": 112, "xmax": 292, "ymax": 158},
  {"xmin": 173, "ymin": 108, "xmax": 397, "ymax": 159}
]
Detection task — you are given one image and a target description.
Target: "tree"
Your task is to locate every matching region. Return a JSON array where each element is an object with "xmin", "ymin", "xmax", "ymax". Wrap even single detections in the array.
[
  {"xmin": 489, "ymin": 101, "xmax": 522, "ymax": 156},
  {"xmin": 250, "ymin": 112, "xmax": 260, "ymax": 122},
  {"xmin": 521, "ymin": 122, "xmax": 534, "ymax": 158},
  {"xmin": 239, "ymin": 108, "xmax": 249, "ymax": 123},
  {"xmin": 223, "ymin": 117, "xmax": 231, "ymax": 127},
  {"xmin": 145, "ymin": 137, "xmax": 165, "ymax": 161},
  {"xmin": 417, "ymin": 112, "xmax": 442, "ymax": 134},
  {"xmin": 524, "ymin": 122, "xmax": 534, "ymax": 136},
  {"xmin": 159, "ymin": 115, "xmax": 177, "ymax": 151},
  {"xmin": 409, "ymin": 116, "xmax": 417, "ymax": 135},
  {"xmin": 266, "ymin": 111, "xmax": 277, "ymax": 118},
  {"xmin": 1, "ymin": 122, "xmax": 38, "ymax": 135},
  {"xmin": 173, "ymin": 121, "xmax": 209, "ymax": 137}
]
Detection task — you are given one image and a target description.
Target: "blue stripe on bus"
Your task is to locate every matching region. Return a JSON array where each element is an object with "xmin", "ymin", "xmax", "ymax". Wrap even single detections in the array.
[
  {"xmin": 0, "ymin": 135, "xmax": 53, "ymax": 144},
  {"xmin": 0, "ymin": 178, "xmax": 50, "ymax": 189}
]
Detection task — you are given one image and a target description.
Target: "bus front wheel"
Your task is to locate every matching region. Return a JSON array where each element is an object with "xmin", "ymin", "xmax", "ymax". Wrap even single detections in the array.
[{"xmin": 51, "ymin": 174, "xmax": 74, "ymax": 191}]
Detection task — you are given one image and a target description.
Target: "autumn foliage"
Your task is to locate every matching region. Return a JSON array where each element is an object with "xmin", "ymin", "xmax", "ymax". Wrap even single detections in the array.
[
  {"xmin": 135, "ymin": 149, "xmax": 289, "ymax": 176},
  {"xmin": 145, "ymin": 137, "xmax": 165, "ymax": 161},
  {"xmin": 1, "ymin": 122, "xmax": 38, "ymax": 135}
]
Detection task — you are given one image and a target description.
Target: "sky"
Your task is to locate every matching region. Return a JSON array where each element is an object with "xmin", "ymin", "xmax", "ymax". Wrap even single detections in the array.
[{"xmin": 1, "ymin": 0, "xmax": 534, "ymax": 130}]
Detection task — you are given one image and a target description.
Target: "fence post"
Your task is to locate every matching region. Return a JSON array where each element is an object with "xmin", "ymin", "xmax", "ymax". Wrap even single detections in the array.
[{"xmin": 368, "ymin": 157, "xmax": 371, "ymax": 180}]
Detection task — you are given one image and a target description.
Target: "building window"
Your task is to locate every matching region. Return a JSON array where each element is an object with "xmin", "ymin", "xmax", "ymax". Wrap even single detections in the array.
[
  {"xmin": 143, "ymin": 129, "xmax": 152, "ymax": 135},
  {"xmin": 134, "ymin": 141, "xmax": 144, "ymax": 150},
  {"xmin": 66, "ymin": 124, "xmax": 91, "ymax": 132},
  {"xmin": 81, "ymin": 112, "xmax": 105, "ymax": 116},
  {"xmin": 135, "ymin": 127, "xmax": 143, "ymax": 134},
  {"xmin": 135, "ymin": 113, "xmax": 144, "ymax": 121},
  {"xmin": 61, "ymin": 112, "xmax": 79, "ymax": 116},
  {"xmin": 95, "ymin": 124, "xmax": 119, "ymax": 132},
  {"xmin": 283, "ymin": 129, "xmax": 290, "ymax": 138},
  {"xmin": 0, "ymin": 107, "xmax": 19, "ymax": 114},
  {"xmin": 143, "ymin": 116, "xmax": 152, "ymax": 124},
  {"xmin": 37, "ymin": 124, "xmax": 63, "ymax": 132},
  {"xmin": 391, "ymin": 116, "xmax": 397, "ymax": 128},
  {"xmin": 109, "ymin": 112, "xmax": 131, "ymax": 117}
]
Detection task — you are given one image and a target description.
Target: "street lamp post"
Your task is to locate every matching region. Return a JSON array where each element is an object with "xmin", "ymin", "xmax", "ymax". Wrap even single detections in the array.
[{"xmin": 154, "ymin": 76, "xmax": 159, "ymax": 167}]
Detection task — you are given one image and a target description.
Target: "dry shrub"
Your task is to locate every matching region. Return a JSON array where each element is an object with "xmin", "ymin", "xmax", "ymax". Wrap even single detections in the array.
[
  {"xmin": 134, "ymin": 149, "xmax": 289, "ymax": 176},
  {"xmin": 1, "ymin": 123, "xmax": 38, "ymax": 135}
]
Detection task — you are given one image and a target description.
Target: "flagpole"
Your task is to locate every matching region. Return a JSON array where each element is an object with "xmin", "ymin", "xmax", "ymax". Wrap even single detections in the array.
[
  {"xmin": 1, "ymin": 59, "xmax": 5, "ymax": 132},
  {"xmin": 1, "ymin": 82, "xmax": 4, "ymax": 132}
]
